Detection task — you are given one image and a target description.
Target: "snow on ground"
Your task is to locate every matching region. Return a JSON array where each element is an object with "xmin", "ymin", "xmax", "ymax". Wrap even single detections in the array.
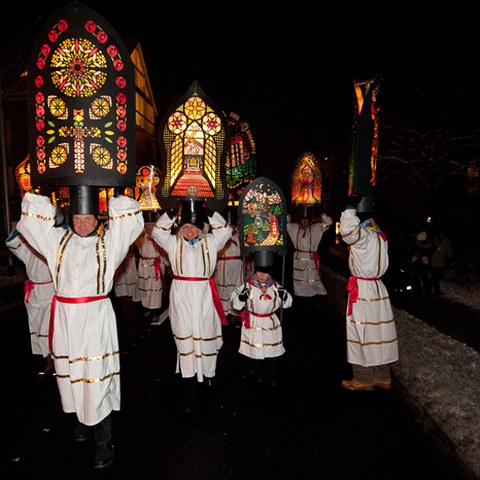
[{"xmin": 322, "ymin": 265, "xmax": 480, "ymax": 479}]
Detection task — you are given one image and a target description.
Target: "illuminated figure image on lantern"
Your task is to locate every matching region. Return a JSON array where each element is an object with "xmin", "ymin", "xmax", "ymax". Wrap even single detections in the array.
[
  {"xmin": 136, "ymin": 164, "xmax": 161, "ymax": 211},
  {"xmin": 240, "ymin": 180, "xmax": 286, "ymax": 249},
  {"xmin": 290, "ymin": 152, "xmax": 322, "ymax": 206}
]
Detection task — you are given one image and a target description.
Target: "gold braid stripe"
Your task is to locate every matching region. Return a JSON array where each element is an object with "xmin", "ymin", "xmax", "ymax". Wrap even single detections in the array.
[
  {"xmin": 21, "ymin": 211, "xmax": 55, "ymax": 221},
  {"xmin": 57, "ymin": 231, "xmax": 73, "ymax": 285},
  {"xmin": 68, "ymin": 371, "xmax": 120, "ymax": 383},
  {"xmin": 346, "ymin": 337, "xmax": 398, "ymax": 346},
  {"xmin": 240, "ymin": 339, "xmax": 283, "ymax": 348},
  {"xmin": 108, "ymin": 209, "xmax": 142, "ymax": 221},
  {"xmin": 68, "ymin": 350, "xmax": 120, "ymax": 363},
  {"xmin": 347, "ymin": 318, "xmax": 395, "ymax": 326},
  {"xmin": 211, "ymin": 223, "xmax": 228, "ymax": 230}
]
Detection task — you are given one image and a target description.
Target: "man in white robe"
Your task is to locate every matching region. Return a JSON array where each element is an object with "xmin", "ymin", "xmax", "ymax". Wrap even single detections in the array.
[
  {"xmin": 136, "ymin": 221, "xmax": 170, "ymax": 322},
  {"xmin": 213, "ymin": 224, "xmax": 243, "ymax": 326},
  {"xmin": 6, "ymin": 229, "xmax": 56, "ymax": 377},
  {"xmin": 287, "ymin": 210, "xmax": 332, "ymax": 308},
  {"xmin": 16, "ymin": 193, "xmax": 144, "ymax": 468},
  {"xmin": 152, "ymin": 208, "xmax": 231, "ymax": 413},
  {"xmin": 339, "ymin": 197, "xmax": 398, "ymax": 391}
]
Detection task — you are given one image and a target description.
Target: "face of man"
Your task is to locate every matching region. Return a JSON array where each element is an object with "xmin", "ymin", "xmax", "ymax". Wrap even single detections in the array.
[
  {"xmin": 144, "ymin": 223, "xmax": 154, "ymax": 235},
  {"xmin": 72, "ymin": 214, "xmax": 98, "ymax": 237},
  {"xmin": 300, "ymin": 218, "xmax": 310, "ymax": 228},
  {"xmin": 182, "ymin": 223, "xmax": 199, "ymax": 241}
]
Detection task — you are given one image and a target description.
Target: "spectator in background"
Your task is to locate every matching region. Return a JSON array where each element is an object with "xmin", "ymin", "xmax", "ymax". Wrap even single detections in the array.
[
  {"xmin": 430, "ymin": 227, "xmax": 453, "ymax": 296},
  {"xmin": 410, "ymin": 230, "xmax": 433, "ymax": 296}
]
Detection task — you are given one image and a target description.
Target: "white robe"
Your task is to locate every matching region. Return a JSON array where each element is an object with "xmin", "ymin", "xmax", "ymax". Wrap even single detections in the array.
[
  {"xmin": 16, "ymin": 193, "xmax": 144, "ymax": 426},
  {"xmin": 114, "ymin": 246, "xmax": 140, "ymax": 300},
  {"xmin": 136, "ymin": 232, "xmax": 169, "ymax": 309},
  {"xmin": 287, "ymin": 214, "xmax": 333, "ymax": 296},
  {"xmin": 6, "ymin": 232, "xmax": 54, "ymax": 358},
  {"xmin": 213, "ymin": 229, "xmax": 244, "ymax": 316},
  {"xmin": 152, "ymin": 212, "xmax": 232, "ymax": 382},
  {"xmin": 340, "ymin": 208, "xmax": 398, "ymax": 367},
  {"xmin": 231, "ymin": 279, "xmax": 293, "ymax": 359}
]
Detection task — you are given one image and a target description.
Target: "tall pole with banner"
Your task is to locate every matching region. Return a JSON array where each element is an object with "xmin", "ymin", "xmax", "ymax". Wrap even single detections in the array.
[{"xmin": 348, "ymin": 74, "xmax": 382, "ymax": 214}]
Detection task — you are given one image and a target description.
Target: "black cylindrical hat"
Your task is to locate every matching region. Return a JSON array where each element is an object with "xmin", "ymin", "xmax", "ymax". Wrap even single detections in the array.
[
  {"xmin": 298, "ymin": 204, "xmax": 313, "ymax": 220},
  {"xmin": 254, "ymin": 250, "xmax": 274, "ymax": 271},
  {"xmin": 70, "ymin": 186, "xmax": 99, "ymax": 216},
  {"xmin": 142, "ymin": 210, "xmax": 159, "ymax": 223},
  {"xmin": 180, "ymin": 200, "xmax": 207, "ymax": 229}
]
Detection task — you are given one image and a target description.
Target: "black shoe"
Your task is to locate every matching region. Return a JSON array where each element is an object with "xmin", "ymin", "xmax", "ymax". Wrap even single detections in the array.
[
  {"xmin": 93, "ymin": 443, "xmax": 114, "ymax": 469},
  {"xmin": 74, "ymin": 423, "xmax": 92, "ymax": 442}
]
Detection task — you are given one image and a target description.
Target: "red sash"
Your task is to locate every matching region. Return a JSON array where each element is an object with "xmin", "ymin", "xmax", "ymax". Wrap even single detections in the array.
[
  {"xmin": 217, "ymin": 256, "xmax": 241, "ymax": 261},
  {"xmin": 49, "ymin": 294, "xmax": 109, "ymax": 351},
  {"xmin": 172, "ymin": 275, "xmax": 228, "ymax": 326},
  {"xmin": 24, "ymin": 279, "xmax": 53, "ymax": 303},
  {"xmin": 346, "ymin": 276, "xmax": 380, "ymax": 316},
  {"xmin": 141, "ymin": 256, "xmax": 165, "ymax": 290}
]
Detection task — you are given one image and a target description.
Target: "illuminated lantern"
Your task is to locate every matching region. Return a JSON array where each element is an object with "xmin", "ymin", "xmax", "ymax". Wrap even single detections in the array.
[
  {"xmin": 223, "ymin": 110, "xmax": 258, "ymax": 207},
  {"xmin": 290, "ymin": 151, "xmax": 322, "ymax": 218},
  {"xmin": 15, "ymin": 155, "xmax": 35, "ymax": 198},
  {"xmin": 28, "ymin": 1, "xmax": 136, "ymax": 214},
  {"xmin": 136, "ymin": 164, "xmax": 162, "ymax": 222},
  {"xmin": 349, "ymin": 74, "xmax": 382, "ymax": 213},
  {"xmin": 157, "ymin": 80, "xmax": 229, "ymax": 216},
  {"xmin": 238, "ymin": 177, "xmax": 287, "ymax": 268}
]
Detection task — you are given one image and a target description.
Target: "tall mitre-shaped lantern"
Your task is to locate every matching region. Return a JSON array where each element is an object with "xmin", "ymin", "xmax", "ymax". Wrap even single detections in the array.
[
  {"xmin": 290, "ymin": 151, "xmax": 322, "ymax": 219},
  {"xmin": 238, "ymin": 177, "xmax": 287, "ymax": 271},
  {"xmin": 28, "ymin": 1, "xmax": 136, "ymax": 215},
  {"xmin": 349, "ymin": 74, "xmax": 382, "ymax": 214},
  {"xmin": 157, "ymin": 80, "xmax": 229, "ymax": 223}
]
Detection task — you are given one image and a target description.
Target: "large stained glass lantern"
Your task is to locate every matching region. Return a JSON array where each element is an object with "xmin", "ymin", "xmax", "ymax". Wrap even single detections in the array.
[
  {"xmin": 27, "ymin": 1, "xmax": 136, "ymax": 214},
  {"xmin": 349, "ymin": 74, "xmax": 382, "ymax": 214},
  {"xmin": 223, "ymin": 110, "xmax": 257, "ymax": 207},
  {"xmin": 157, "ymin": 80, "xmax": 229, "ymax": 213},
  {"xmin": 290, "ymin": 151, "xmax": 322, "ymax": 218},
  {"xmin": 238, "ymin": 177, "xmax": 287, "ymax": 268}
]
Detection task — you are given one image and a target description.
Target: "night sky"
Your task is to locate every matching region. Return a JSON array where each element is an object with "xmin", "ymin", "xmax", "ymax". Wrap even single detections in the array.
[{"xmin": 1, "ymin": 1, "xmax": 477, "ymax": 190}]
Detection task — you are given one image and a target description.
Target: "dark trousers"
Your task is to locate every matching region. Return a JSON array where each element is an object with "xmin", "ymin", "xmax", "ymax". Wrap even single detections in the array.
[{"xmin": 77, "ymin": 413, "xmax": 112, "ymax": 445}]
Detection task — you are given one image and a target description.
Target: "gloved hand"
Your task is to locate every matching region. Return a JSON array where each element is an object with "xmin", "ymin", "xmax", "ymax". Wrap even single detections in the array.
[
  {"xmin": 346, "ymin": 194, "xmax": 363, "ymax": 209},
  {"xmin": 167, "ymin": 205, "xmax": 179, "ymax": 220},
  {"xmin": 277, "ymin": 286, "xmax": 288, "ymax": 301},
  {"xmin": 238, "ymin": 286, "xmax": 249, "ymax": 302}
]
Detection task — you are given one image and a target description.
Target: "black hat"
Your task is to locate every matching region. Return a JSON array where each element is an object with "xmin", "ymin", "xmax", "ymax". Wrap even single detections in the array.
[
  {"xmin": 253, "ymin": 250, "xmax": 274, "ymax": 274},
  {"xmin": 179, "ymin": 200, "xmax": 208, "ymax": 230},
  {"xmin": 142, "ymin": 210, "xmax": 159, "ymax": 223},
  {"xmin": 70, "ymin": 186, "xmax": 98, "ymax": 216},
  {"xmin": 298, "ymin": 205, "xmax": 312, "ymax": 220}
]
